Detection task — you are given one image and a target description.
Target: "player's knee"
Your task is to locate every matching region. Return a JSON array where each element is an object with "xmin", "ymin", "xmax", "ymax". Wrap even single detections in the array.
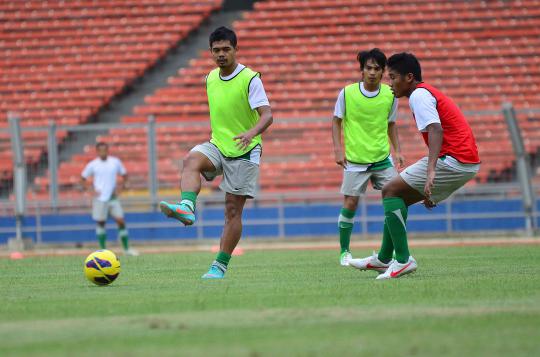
[
  {"xmin": 97, "ymin": 221, "xmax": 106, "ymax": 227},
  {"xmin": 116, "ymin": 220, "xmax": 125, "ymax": 229},
  {"xmin": 183, "ymin": 154, "xmax": 201, "ymax": 172},
  {"xmin": 344, "ymin": 196, "xmax": 359, "ymax": 211},
  {"xmin": 224, "ymin": 204, "xmax": 242, "ymax": 222},
  {"xmin": 381, "ymin": 183, "xmax": 395, "ymax": 198}
]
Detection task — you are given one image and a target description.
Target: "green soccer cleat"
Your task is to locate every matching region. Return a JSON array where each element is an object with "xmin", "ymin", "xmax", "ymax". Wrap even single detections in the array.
[{"xmin": 159, "ymin": 201, "xmax": 196, "ymax": 226}]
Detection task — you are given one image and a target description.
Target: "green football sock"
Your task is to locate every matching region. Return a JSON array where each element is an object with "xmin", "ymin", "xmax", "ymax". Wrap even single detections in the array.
[
  {"xmin": 181, "ymin": 191, "xmax": 197, "ymax": 212},
  {"xmin": 377, "ymin": 221, "xmax": 394, "ymax": 264},
  {"xmin": 383, "ymin": 197, "xmax": 410, "ymax": 263},
  {"xmin": 216, "ymin": 251, "xmax": 231, "ymax": 267},
  {"xmin": 96, "ymin": 226, "xmax": 106, "ymax": 249},
  {"xmin": 118, "ymin": 228, "xmax": 129, "ymax": 250},
  {"xmin": 338, "ymin": 207, "xmax": 355, "ymax": 253}
]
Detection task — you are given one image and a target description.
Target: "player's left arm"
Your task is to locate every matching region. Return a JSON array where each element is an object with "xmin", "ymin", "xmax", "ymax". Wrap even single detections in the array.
[
  {"xmin": 387, "ymin": 98, "xmax": 404, "ymax": 168},
  {"xmin": 425, "ymin": 122, "xmax": 443, "ymax": 202},
  {"xmin": 117, "ymin": 160, "xmax": 129, "ymax": 194},
  {"xmin": 234, "ymin": 106, "xmax": 273, "ymax": 150},
  {"xmin": 234, "ymin": 75, "xmax": 273, "ymax": 150},
  {"xmin": 387, "ymin": 123, "xmax": 404, "ymax": 169}
]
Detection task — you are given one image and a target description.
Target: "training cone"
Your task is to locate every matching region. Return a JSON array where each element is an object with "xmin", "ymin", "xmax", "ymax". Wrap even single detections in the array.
[
  {"xmin": 10, "ymin": 251, "xmax": 24, "ymax": 260},
  {"xmin": 232, "ymin": 247, "xmax": 244, "ymax": 256},
  {"xmin": 210, "ymin": 245, "xmax": 244, "ymax": 256}
]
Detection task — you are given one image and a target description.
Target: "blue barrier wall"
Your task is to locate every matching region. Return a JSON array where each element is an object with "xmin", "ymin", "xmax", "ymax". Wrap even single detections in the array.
[{"xmin": 0, "ymin": 199, "xmax": 532, "ymax": 244}]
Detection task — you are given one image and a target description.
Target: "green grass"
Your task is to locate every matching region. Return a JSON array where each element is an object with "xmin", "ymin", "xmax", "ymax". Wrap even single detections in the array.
[{"xmin": 1, "ymin": 245, "xmax": 539, "ymax": 356}]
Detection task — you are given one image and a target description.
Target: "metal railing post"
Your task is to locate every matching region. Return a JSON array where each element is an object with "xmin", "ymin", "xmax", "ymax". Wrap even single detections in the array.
[
  {"xmin": 503, "ymin": 103, "xmax": 536, "ymax": 235},
  {"xmin": 47, "ymin": 120, "xmax": 59, "ymax": 212},
  {"xmin": 8, "ymin": 113, "xmax": 26, "ymax": 250},
  {"xmin": 446, "ymin": 196, "xmax": 453, "ymax": 234},
  {"xmin": 147, "ymin": 115, "xmax": 158, "ymax": 209},
  {"xmin": 278, "ymin": 195, "xmax": 285, "ymax": 239}
]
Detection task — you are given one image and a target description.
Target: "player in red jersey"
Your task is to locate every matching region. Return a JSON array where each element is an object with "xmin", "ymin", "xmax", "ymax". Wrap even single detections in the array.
[{"xmin": 349, "ymin": 53, "xmax": 480, "ymax": 279}]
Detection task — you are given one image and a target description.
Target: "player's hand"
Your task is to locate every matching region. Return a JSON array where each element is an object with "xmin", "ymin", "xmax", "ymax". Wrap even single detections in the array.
[
  {"xmin": 422, "ymin": 198, "xmax": 436, "ymax": 210},
  {"xmin": 334, "ymin": 151, "xmax": 347, "ymax": 169},
  {"xmin": 394, "ymin": 152, "xmax": 405, "ymax": 170},
  {"xmin": 233, "ymin": 130, "xmax": 255, "ymax": 150},
  {"xmin": 423, "ymin": 170, "xmax": 436, "ymax": 207}
]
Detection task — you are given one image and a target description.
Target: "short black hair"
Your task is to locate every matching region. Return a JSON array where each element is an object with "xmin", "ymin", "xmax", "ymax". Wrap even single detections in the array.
[
  {"xmin": 209, "ymin": 26, "xmax": 237, "ymax": 48},
  {"xmin": 357, "ymin": 48, "xmax": 387, "ymax": 71},
  {"xmin": 95, "ymin": 142, "xmax": 108, "ymax": 149},
  {"xmin": 387, "ymin": 52, "xmax": 423, "ymax": 81}
]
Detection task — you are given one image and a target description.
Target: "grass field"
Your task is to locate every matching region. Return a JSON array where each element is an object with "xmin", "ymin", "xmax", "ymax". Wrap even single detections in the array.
[{"xmin": 1, "ymin": 245, "xmax": 539, "ymax": 356}]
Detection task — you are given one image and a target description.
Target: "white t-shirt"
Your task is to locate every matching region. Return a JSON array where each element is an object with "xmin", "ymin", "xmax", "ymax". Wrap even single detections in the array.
[
  {"xmin": 408, "ymin": 88, "xmax": 441, "ymax": 131},
  {"xmin": 333, "ymin": 82, "xmax": 398, "ymax": 122},
  {"xmin": 215, "ymin": 63, "xmax": 270, "ymax": 110},
  {"xmin": 409, "ymin": 88, "xmax": 480, "ymax": 172},
  {"xmin": 81, "ymin": 156, "xmax": 127, "ymax": 202}
]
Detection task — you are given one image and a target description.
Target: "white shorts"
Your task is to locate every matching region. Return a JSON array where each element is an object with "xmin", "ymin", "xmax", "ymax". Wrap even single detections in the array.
[
  {"xmin": 92, "ymin": 198, "xmax": 124, "ymax": 222},
  {"xmin": 400, "ymin": 157, "xmax": 479, "ymax": 203},
  {"xmin": 340, "ymin": 167, "xmax": 397, "ymax": 196},
  {"xmin": 191, "ymin": 142, "xmax": 261, "ymax": 198}
]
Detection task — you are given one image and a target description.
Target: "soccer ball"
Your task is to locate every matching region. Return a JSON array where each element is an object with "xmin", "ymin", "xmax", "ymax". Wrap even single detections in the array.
[{"xmin": 84, "ymin": 249, "xmax": 121, "ymax": 286}]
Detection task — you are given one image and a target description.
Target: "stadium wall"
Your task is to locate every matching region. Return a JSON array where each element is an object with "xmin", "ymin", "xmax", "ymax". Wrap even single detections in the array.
[{"xmin": 0, "ymin": 198, "xmax": 533, "ymax": 244}]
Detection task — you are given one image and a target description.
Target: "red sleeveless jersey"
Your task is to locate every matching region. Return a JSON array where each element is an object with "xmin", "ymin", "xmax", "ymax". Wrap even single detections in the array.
[{"xmin": 414, "ymin": 83, "xmax": 480, "ymax": 164}]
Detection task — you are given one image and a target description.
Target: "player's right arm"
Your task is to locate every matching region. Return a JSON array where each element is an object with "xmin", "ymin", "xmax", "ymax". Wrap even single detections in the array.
[{"xmin": 332, "ymin": 89, "xmax": 346, "ymax": 169}]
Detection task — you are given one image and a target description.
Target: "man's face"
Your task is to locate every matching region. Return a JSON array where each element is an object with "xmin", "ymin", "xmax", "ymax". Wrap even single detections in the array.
[
  {"xmin": 362, "ymin": 58, "xmax": 383, "ymax": 87},
  {"xmin": 210, "ymin": 40, "xmax": 237, "ymax": 68},
  {"xmin": 97, "ymin": 145, "xmax": 108, "ymax": 160},
  {"xmin": 388, "ymin": 68, "xmax": 413, "ymax": 98}
]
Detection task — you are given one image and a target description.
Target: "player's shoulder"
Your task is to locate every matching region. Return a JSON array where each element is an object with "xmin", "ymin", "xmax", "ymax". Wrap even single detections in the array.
[
  {"xmin": 87, "ymin": 157, "xmax": 99, "ymax": 166},
  {"xmin": 410, "ymin": 87, "xmax": 433, "ymax": 102}
]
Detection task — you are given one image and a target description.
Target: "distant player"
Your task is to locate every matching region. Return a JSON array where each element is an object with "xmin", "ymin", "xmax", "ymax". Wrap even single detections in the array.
[
  {"xmin": 81, "ymin": 142, "xmax": 138, "ymax": 256},
  {"xmin": 332, "ymin": 48, "xmax": 404, "ymax": 266},
  {"xmin": 349, "ymin": 53, "xmax": 480, "ymax": 279},
  {"xmin": 159, "ymin": 26, "xmax": 273, "ymax": 279}
]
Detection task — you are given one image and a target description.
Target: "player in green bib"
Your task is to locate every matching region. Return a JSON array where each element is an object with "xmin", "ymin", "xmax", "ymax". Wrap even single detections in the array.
[
  {"xmin": 332, "ymin": 48, "xmax": 404, "ymax": 266},
  {"xmin": 159, "ymin": 27, "xmax": 273, "ymax": 279}
]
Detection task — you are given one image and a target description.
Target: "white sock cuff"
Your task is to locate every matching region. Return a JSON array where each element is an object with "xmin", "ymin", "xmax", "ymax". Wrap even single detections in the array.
[
  {"xmin": 338, "ymin": 214, "xmax": 354, "ymax": 224},
  {"xmin": 180, "ymin": 199, "xmax": 195, "ymax": 212},
  {"xmin": 96, "ymin": 226, "xmax": 106, "ymax": 235}
]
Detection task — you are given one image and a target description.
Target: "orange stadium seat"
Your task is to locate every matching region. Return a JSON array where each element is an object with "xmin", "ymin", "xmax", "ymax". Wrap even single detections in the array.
[
  {"xmin": 8, "ymin": 0, "xmax": 540, "ymax": 195},
  {"xmin": 0, "ymin": 0, "xmax": 223, "ymax": 185}
]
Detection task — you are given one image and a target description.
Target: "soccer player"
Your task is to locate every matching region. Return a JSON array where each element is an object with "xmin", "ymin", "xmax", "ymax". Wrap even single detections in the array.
[
  {"xmin": 159, "ymin": 26, "xmax": 273, "ymax": 279},
  {"xmin": 332, "ymin": 48, "xmax": 403, "ymax": 266},
  {"xmin": 349, "ymin": 53, "xmax": 480, "ymax": 279},
  {"xmin": 81, "ymin": 142, "xmax": 138, "ymax": 256}
]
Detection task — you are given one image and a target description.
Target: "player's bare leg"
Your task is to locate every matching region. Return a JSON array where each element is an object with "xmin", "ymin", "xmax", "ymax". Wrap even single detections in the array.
[
  {"xmin": 382, "ymin": 175, "xmax": 425, "ymax": 205},
  {"xmin": 202, "ymin": 193, "xmax": 247, "ymax": 279},
  {"xmin": 159, "ymin": 151, "xmax": 216, "ymax": 225},
  {"xmin": 339, "ymin": 195, "xmax": 359, "ymax": 266}
]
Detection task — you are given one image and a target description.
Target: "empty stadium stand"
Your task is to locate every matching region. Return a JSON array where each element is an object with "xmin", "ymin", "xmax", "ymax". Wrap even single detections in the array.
[
  {"xmin": 10, "ymin": 0, "xmax": 540, "ymax": 198},
  {"xmin": 0, "ymin": 0, "xmax": 222, "ymax": 189}
]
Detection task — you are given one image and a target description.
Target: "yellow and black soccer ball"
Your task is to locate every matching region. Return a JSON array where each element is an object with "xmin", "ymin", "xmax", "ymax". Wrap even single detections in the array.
[{"xmin": 84, "ymin": 250, "xmax": 121, "ymax": 286}]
